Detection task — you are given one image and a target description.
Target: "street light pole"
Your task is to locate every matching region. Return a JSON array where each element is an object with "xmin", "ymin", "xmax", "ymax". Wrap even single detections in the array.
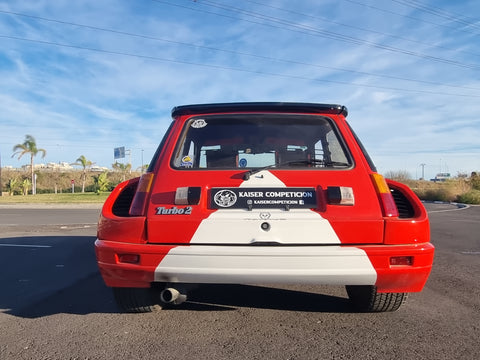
[{"xmin": 125, "ymin": 149, "xmax": 132, "ymax": 174}]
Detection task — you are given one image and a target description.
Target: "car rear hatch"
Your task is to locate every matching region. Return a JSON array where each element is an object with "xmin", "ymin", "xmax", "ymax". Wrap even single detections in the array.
[
  {"xmin": 145, "ymin": 168, "xmax": 385, "ymax": 245},
  {"xmin": 144, "ymin": 110, "xmax": 386, "ymax": 246}
]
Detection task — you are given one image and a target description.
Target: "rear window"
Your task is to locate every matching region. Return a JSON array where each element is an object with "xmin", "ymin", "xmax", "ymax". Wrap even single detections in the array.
[{"xmin": 171, "ymin": 114, "xmax": 352, "ymax": 170}]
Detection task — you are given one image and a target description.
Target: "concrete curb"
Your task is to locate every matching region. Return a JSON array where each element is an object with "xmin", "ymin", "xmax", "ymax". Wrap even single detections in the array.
[{"xmin": 0, "ymin": 203, "xmax": 103, "ymax": 209}]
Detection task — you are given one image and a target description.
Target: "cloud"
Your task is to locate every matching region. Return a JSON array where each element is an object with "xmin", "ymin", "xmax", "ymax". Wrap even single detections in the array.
[{"xmin": 1, "ymin": 0, "xmax": 479, "ymax": 180}]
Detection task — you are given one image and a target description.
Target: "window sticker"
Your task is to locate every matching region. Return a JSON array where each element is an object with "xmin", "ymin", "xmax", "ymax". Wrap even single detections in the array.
[
  {"xmin": 210, "ymin": 187, "xmax": 317, "ymax": 209},
  {"xmin": 181, "ymin": 155, "xmax": 194, "ymax": 167},
  {"xmin": 239, "ymin": 158, "xmax": 248, "ymax": 168},
  {"xmin": 191, "ymin": 119, "xmax": 207, "ymax": 128}
]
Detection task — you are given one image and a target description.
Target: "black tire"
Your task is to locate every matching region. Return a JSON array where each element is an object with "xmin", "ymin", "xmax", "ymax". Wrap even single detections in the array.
[
  {"xmin": 112, "ymin": 287, "xmax": 163, "ymax": 313},
  {"xmin": 346, "ymin": 285, "xmax": 407, "ymax": 312}
]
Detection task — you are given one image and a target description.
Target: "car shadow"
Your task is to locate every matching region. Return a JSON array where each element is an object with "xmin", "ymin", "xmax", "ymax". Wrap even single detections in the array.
[
  {"xmin": 1, "ymin": 235, "xmax": 353, "ymax": 318},
  {"xmin": 173, "ymin": 284, "xmax": 352, "ymax": 313},
  {"xmin": 8, "ymin": 272, "xmax": 118, "ymax": 318},
  {"xmin": 0, "ymin": 235, "xmax": 118, "ymax": 318}
]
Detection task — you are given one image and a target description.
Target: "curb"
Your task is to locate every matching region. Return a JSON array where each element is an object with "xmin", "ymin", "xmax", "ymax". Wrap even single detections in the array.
[{"xmin": 0, "ymin": 203, "xmax": 103, "ymax": 209}]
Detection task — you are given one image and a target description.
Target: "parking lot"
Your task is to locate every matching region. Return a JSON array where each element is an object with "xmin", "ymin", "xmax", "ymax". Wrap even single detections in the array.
[{"xmin": 0, "ymin": 203, "xmax": 479, "ymax": 359}]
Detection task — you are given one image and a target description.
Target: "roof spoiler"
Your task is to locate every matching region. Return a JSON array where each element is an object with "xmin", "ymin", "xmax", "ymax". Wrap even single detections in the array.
[{"xmin": 171, "ymin": 102, "xmax": 348, "ymax": 118}]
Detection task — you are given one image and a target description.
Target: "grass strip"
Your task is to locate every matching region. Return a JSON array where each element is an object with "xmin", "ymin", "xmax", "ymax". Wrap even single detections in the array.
[{"xmin": 0, "ymin": 192, "xmax": 110, "ymax": 204}]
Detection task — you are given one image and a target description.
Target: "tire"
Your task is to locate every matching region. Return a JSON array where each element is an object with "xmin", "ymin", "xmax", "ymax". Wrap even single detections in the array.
[
  {"xmin": 346, "ymin": 285, "xmax": 407, "ymax": 312},
  {"xmin": 112, "ymin": 287, "xmax": 163, "ymax": 313}
]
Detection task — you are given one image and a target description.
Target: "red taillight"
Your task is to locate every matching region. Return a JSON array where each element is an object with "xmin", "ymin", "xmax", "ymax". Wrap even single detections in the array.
[
  {"xmin": 129, "ymin": 173, "xmax": 154, "ymax": 216},
  {"xmin": 371, "ymin": 173, "xmax": 399, "ymax": 217}
]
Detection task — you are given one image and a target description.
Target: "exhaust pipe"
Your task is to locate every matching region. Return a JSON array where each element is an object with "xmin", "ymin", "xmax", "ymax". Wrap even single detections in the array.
[{"xmin": 160, "ymin": 287, "xmax": 187, "ymax": 305}]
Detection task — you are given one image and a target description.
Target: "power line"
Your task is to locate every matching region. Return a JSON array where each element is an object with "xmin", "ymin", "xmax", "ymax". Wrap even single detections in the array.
[
  {"xmin": 2, "ymin": 34, "xmax": 480, "ymax": 98},
  {"xmin": 344, "ymin": 0, "xmax": 480, "ymax": 35},
  {"xmin": 2, "ymin": 7, "xmax": 480, "ymax": 90},
  {"xmin": 2, "ymin": 8, "xmax": 480, "ymax": 91},
  {"xmin": 390, "ymin": 0, "xmax": 480, "ymax": 31},
  {"xmin": 242, "ymin": 0, "xmax": 480, "ymax": 59},
  {"xmin": 155, "ymin": 0, "xmax": 480, "ymax": 70}
]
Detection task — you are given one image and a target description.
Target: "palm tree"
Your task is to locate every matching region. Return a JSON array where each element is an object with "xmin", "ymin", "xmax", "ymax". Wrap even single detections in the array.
[
  {"xmin": 112, "ymin": 161, "xmax": 132, "ymax": 182},
  {"xmin": 21, "ymin": 178, "xmax": 32, "ymax": 196},
  {"xmin": 12, "ymin": 135, "xmax": 46, "ymax": 195},
  {"xmin": 137, "ymin": 164, "xmax": 149, "ymax": 173},
  {"xmin": 6, "ymin": 178, "xmax": 20, "ymax": 196},
  {"xmin": 73, "ymin": 155, "xmax": 93, "ymax": 193}
]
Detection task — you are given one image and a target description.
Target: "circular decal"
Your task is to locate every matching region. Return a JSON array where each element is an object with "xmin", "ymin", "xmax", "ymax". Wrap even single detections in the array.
[
  {"xmin": 214, "ymin": 190, "xmax": 237, "ymax": 208},
  {"xmin": 239, "ymin": 158, "xmax": 247, "ymax": 168},
  {"xmin": 181, "ymin": 155, "xmax": 193, "ymax": 167},
  {"xmin": 191, "ymin": 119, "xmax": 207, "ymax": 128}
]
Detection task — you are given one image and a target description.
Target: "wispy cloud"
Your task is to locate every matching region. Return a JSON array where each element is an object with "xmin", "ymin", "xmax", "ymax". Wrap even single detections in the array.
[{"xmin": 1, "ymin": 0, "xmax": 479, "ymax": 179}]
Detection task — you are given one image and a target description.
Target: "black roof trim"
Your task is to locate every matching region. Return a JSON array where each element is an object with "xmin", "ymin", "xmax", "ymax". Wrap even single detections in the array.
[{"xmin": 171, "ymin": 102, "xmax": 348, "ymax": 118}]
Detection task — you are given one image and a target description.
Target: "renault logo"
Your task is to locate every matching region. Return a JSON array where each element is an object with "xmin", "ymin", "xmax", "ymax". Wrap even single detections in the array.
[{"xmin": 259, "ymin": 212, "xmax": 271, "ymax": 220}]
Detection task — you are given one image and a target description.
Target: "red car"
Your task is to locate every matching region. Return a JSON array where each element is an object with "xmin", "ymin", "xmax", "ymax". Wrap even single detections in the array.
[{"xmin": 95, "ymin": 102, "xmax": 434, "ymax": 312}]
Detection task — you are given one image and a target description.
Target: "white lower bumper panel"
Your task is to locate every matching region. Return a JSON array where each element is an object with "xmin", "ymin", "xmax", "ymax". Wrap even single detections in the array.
[{"xmin": 154, "ymin": 246, "xmax": 377, "ymax": 285}]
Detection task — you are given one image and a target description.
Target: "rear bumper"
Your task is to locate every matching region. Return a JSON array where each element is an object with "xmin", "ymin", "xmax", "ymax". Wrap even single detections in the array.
[{"xmin": 95, "ymin": 240, "xmax": 434, "ymax": 292}]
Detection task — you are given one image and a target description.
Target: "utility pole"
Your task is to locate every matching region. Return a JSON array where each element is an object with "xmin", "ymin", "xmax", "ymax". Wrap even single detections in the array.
[
  {"xmin": 0, "ymin": 150, "xmax": 2, "ymax": 196},
  {"xmin": 420, "ymin": 163, "xmax": 426, "ymax": 180}
]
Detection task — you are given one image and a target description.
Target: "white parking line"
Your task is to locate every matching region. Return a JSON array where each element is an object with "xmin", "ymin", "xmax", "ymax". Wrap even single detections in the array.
[
  {"xmin": 0, "ymin": 244, "xmax": 52, "ymax": 248},
  {"xmin": 59, "ymin": 224, "xmax": 96, "ymax": 229}
]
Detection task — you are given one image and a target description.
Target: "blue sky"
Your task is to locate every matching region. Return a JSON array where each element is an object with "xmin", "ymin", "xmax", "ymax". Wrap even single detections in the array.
[{"xmin": 1, "ymin": 0, "xmax": 479, "ymax": 180}]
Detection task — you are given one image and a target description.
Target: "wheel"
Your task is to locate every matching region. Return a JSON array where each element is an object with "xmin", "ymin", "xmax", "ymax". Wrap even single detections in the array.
[
  {"xmin": 112, "ymin": 287, "xmax": 163, "ymax": 313},
  {"xmin": 346, "ymin": 285, "xmax": 407, "ymax": 312}
]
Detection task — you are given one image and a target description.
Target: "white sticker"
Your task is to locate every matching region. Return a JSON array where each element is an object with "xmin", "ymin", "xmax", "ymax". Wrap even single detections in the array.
[
  {"xmin": 239, "ymin": 158, "xmax": 248, "ymax": 168},
  {"xmin": 213, "ymin": 190, "xmax": 238, "ymax": 208},
  {"xmin": 181, "ymin": 155, "xmax": 193, "ymax": 167},
  {"xmin": 191, "ymin": 119, "xmax": 207, "ymax": 128}
]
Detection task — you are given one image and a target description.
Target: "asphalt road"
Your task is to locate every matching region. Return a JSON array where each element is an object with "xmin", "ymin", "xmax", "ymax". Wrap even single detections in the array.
[{"xmin": 0, "ymin": 203, "xmax": 478, "ymax": 359}]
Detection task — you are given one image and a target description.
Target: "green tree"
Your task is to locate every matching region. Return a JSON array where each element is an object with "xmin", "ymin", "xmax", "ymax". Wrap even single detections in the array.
[
  {"xmin": 94, "ymin": 172, "xmax": 110, "ymax": 192},
  {"xmin": 73, "ymin": 155, "xmax": 93, "ymax": 193},
  {"xmin": 112, "ymin": 161, "xmax": 132, "ymax": 181},
  {"xmin": 21, "ymin": 178, "xmax": 32, "ymax": 196},
  {"xmin": 12, "ymin": 135, "xmax": 46, "ymax": 195}
]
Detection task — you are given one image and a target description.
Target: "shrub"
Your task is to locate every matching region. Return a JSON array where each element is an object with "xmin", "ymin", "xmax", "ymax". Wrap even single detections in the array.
[
  {"xmin": 456, "ymin": 190, "xmax": 480, "ymax": 204},
  {"xmin": 421, "ymin": 188, "xmax": 457, "ymax": 202},
  {"xmin": 1, "ymin": 169, "xmax": 140, "ymax": 195},
  {"xmin": 470, "ymin": 172, "xmax": 480, "ymax": 190},
  {"xmin": 384, "ymin": 170, "xmax": 412, "ymax": 182}
]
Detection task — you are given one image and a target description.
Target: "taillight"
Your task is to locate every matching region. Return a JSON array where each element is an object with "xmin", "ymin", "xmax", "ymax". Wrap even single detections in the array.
[
  {"xmin": 175, "ymin": 187, "xmax": 201, "ymax": 205},
  {"xmin": 370, "ymin": 173, "xmax": 399, "ymax": 217},
  {"xmin": 326, "ymin": 186, "xmax": 355, "ymax": 205},
  {"xmin": 129, "ymin": 173, "xmax": 154, "ymax": 216}
]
